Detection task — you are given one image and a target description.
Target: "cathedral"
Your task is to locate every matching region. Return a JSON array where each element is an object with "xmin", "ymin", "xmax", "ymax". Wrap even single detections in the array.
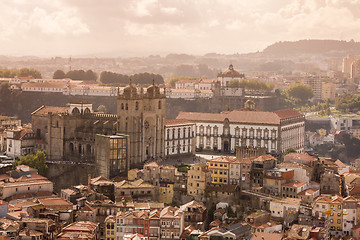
[{"xmin": 31, "ymin": 81, "xmax": 166, "ymax": 178}]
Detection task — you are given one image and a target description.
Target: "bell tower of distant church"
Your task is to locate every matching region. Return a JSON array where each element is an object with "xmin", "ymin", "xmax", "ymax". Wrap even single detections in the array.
[{"xmin": 117, "ymin": 80, "xmax": 166, "ymax": 166}]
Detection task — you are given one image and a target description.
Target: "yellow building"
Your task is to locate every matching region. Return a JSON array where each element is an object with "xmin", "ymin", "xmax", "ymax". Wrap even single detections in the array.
[
  {"xmin": 158, "ymin": 182, "xmax": 174, "ymax": 204},
  {"xmin": 207, "ymin": 156, "xmax": 232, "ymax": 185},
  {"xmin": 127, "ymin": 168, "xmax": 141, "ymax": 181},
  {"xmin": 328, "ymin": 195, "xmax": 343, "ymax": 236},
  {"xmin": 104, "ymin": 215, "xmax": 116, "ymax": 240},
  {"xmin": 321, "ymin": 82, "xmax": 336, "ymax": 101},
  {"xmin": 187, "ymin": 162, "xmax": 211, "ymax": 200}
]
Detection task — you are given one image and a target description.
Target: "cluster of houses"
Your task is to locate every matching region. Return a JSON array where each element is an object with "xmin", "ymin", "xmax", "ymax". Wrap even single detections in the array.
[{"xmin": 2, "ymin": 148, "xmax": 360, "ymax": 239}]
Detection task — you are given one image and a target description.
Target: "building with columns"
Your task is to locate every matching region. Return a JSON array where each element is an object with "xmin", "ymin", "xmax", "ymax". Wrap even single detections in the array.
[{"xmin": 176, "ymin": 100, "xmax": 305, "ymax": 154}]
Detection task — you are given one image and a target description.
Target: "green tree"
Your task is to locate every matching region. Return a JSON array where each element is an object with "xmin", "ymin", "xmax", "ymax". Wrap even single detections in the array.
[
  {"xmin": 13, "ymin": 151, "xmax": 48, "ymax": 176},
  {"xmin": 228, "ymin": 79, "xmax": 240, "ymax": 88},
  {"xmin": 335, "ymin": 93, "xmax": 360, "ymax": 113},
  {"xmin": 284, "ymin": 147, "xmax": 297, "ymax": 155},
  {"xmin": 53, "ymin": 69, "xmax": 66, "ymax": 79},
  {"xmin": 286, "ymin": 83, "xmax": 314, "ymax": 102},
  {"xmin": 18, "ymin": 68, "xmax": 42, "ymax": 78}
]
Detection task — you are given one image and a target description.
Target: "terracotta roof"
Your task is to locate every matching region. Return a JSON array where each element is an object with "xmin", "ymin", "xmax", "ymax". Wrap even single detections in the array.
[
  {"xmin": 314, "ymin": 195, "xmax": 332, "ymax": 203},
  {"xmin": 208, "ymin": 156, "xmax": 233, "ymax": 163},
  {"xmin": 282, "ymin": 181, "xmax": 306, "ymax": 188},
  {"xmin": 62, "ymin": 221, "xmax": 98, "ymax": 233},
  {"xmin": 334, "ymin": 159, "xmax": 346, "ymax": 169},
  {"xmin": 176, "ymin": 109, "xmax": 282, "ymax": 125},
  {"xmin": 231, "ymin": 158, "xmax": 252, "ymax": 164},
  {"xmin": 253, "ymin": 154, "xmax": 276, "ymax": 162},
  {"xmin": 180, "ymin": 200, "xmax": 206, "ymax": 213},
  {"xmin": 251, "ymin": 232, "xmax": 282, "ymax": 240},
  {"xmin": 298, "ymin": 188, "xmax": 319, "ymax": 196},
  {"xmin": 165, "ymin": 119, "xmax": 195, "ymax": 126},
  {"xmin": 344, "ymin": 196, "xmax": 357, "ymax": 202},
  {"xmin": 57, "ymin": 232, "xmax": 95, "ymax": 240},
  {"xmin": 37, "ymin": 197, "xmax": 72, "ymax": 207},
  {"xmin": 21, "ymin": 81, "xmax": 67, "ymax": 89},
  {"xmin": 11, "ymin": 128, "xmax": 33, "ymax": 140},
  {"xmin": 210, "ymin": 219, "xmax": 222, "ymax": 227},
  {"xmin": 284, "ymin": 153, "xmax": 317, "ymax": 162},
  {"xmin": 32, "ymin": 105, "xmax": 69, "ymax": 115},
  {"xmin": 160, "ymin": 206, "xmax": 182, "ymax": 218},
  {"xmin": 218, "ymin": 64, "xmax": 242, "ymax": 78},
  {"xmin": 274, "ymin": 109, "xmax": 303, "ymax": 119}
]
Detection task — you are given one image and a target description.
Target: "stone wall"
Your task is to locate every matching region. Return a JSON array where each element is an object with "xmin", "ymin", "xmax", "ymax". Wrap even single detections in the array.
[{"xmin": 46, "ymin": 162, "xmax": 97, "ymax": 193}]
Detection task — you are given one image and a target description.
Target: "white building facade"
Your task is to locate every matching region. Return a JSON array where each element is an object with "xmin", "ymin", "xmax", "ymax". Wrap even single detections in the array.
[
  {"xmin": 165, "ymin": 120, "xmax": 195, "ymax": 156},
  {"xmin": 176, "ymin": 107, "xmax": 305, "ymax": 154}
]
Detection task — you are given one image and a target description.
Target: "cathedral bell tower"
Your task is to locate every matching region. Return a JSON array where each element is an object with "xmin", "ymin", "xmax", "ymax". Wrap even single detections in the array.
[{"xmin": 117, "ymin": 80, "xmax": 166, "ymax": 166}]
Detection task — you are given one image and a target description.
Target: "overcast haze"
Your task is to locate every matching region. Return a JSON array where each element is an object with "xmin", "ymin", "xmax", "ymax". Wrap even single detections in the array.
[{"xmin": 1, "ymin": 0, "xmax": 360, "ymax": 57}]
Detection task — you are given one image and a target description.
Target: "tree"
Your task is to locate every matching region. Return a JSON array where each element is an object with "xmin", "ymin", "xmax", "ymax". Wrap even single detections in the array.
[
  {"xmin": 13, "ymin": 151, "xmax": 48, "ymax": 176},
  {"xmin": 286, "ymin": 83, "xmax": 313, "ymax": 102},
  {"xmin": 65, "ymin": 69, "xmax": 97, "ymax": 81},
  {"xmin": 335, "ymin": 93, "xmax": 360, "ymax": 113},
  {"xmin": 18, "ymin": 68, "xmax": 42, "ymax": 78},
  {"xmin": 284, "ymin": 147, "xmax": 297, "ymax": 155},
  {"xmin": 53, "ymin": 69, "xmax": 66, "ymax": 79},
  {"xmin": 228, "ymin": 79, "xmax": 240, "ymax": 88}
]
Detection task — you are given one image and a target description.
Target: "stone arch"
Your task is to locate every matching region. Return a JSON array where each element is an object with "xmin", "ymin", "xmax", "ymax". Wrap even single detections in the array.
[
  {"xmin": 84, "ymin": 107, "xmax": 91, "ymax": 114},
  {"xmin": 69, "ymin": 143, "xmax": 74, "ymax": 153},
  {"xmin": 72, "ymin": 107, "xmax": 80, "ymax": 114}
]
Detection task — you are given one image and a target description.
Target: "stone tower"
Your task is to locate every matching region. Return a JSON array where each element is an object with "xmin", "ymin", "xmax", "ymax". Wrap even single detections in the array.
[{"xmin": 117, "ymin": 80, "xmax": 166, "ymax": 166}]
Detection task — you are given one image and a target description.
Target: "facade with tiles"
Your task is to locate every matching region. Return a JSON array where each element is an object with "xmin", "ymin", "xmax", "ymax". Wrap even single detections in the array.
[{"xmin": 176, "ymin": 100, "xmax": 305, "ymax": 154}]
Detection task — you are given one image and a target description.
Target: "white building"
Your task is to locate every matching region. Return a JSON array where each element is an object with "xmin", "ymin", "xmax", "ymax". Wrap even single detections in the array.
[
  {"xmin": 342, "ymin": 196, "xmax": 357, "ymax": 236},
  {"xmin": 6, "ymin": 128, "xmax": 35, "ymax": 158},
  {"xmin": 165, "ymin": 120, "xmax": 195, "ymax": 156},
  {"xmin": 176, "ymin": 100, "xmax": 305, "ymax": 153},
  {"xmin": 269, "ymin": 198, "xmax": 301, "ymax": 220},
  {"xmin": 217, "ymin": 64, "xmax": 244, "ymax": 87},
  {"xmin": 0, "ymin": 165, "xmax": 54, "ymax": 200},
  {"xmin": 330, "ymin": 116, "xmax": 360, "ymax": 132}
]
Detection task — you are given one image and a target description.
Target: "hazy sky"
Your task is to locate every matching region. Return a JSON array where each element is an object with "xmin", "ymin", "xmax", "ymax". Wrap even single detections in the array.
[{"xmin": 1, "ymin": 0, "xmax": 360, "ymax": 57}]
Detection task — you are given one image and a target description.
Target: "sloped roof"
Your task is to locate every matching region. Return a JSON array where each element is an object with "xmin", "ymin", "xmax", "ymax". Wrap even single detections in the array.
[
  {"xmin": 176, "ymin": 110, "xmax": 281, "ymax": 125},
  {"xmin": 165, "ymin": 119, "xmax": 195, "ymax": 126},
  {"xmin": 32, "ymin": 105, "xmax": 69, "ymax": 115}
]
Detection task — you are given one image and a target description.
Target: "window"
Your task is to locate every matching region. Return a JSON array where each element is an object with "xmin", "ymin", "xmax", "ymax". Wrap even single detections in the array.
[{"xmin": 135, "ymin": 102, "xmax": 139, "ymax": 110}]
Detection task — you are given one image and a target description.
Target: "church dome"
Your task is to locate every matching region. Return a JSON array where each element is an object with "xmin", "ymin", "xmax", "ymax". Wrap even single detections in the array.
[{"xmin": 218, "ymin": 64, "xmax": 242, "ymax": 78}]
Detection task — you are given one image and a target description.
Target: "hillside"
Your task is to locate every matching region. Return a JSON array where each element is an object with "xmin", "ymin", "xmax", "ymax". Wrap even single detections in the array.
[{"xmin": 262, "ymin": 39, "xmax": 360, "ymax": 57}]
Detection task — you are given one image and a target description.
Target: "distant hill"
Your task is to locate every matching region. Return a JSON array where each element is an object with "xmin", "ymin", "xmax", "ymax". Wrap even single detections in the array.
[{"xmin": 262, "ymin": 39, "xmax": 360, "ymax": 57}]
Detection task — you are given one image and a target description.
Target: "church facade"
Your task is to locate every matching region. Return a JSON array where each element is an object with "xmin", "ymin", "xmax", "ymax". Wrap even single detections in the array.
[{"xmin": 31, "ymin": 82, "xmax": 166, "ymax": 178}]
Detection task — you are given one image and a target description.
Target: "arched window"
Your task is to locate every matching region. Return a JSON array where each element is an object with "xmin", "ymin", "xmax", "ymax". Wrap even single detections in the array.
[
  {"xmin": 121, "ymin": 103, "xmax": 124, "ymax": 110},
  {"xmin": 135, "ymin": 102, "xmax": 139, "ymax": 110},
  {"xmin": 72, "ymin": 107, "xmax": 80, "ymax": 114},
  {"xmin": 84, "ymin": 108, "xmax": 91, "ymax": 114},
  {"xmin": 69, "ymin": 143, "xmax": 74, "ymax": 152},
  {"xmin": 158, "ymin": 101, "xmax": 161, "ymax": 109},
  {"xmin": 125, "ymin": 103, "xmax": 128, "ymax": 110}
]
